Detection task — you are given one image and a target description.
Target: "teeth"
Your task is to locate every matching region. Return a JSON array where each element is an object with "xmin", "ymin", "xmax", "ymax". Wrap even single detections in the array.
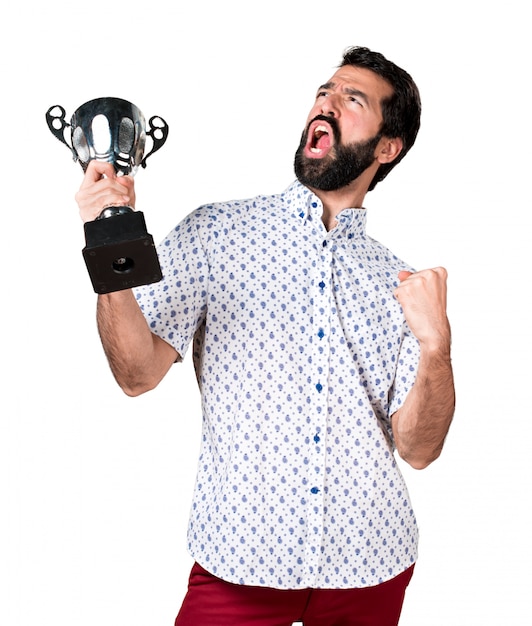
[
  {"xmin": 314, "ymin": 124, "xmax": 328, "ymax": 137},
  {"xmin": 309, "ymin": 123, "xmax": 329, "ymax": 153}
]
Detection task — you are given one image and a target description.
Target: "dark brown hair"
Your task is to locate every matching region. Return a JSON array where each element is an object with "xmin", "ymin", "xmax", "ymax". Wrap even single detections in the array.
[{"xmin": 340, "ymin": 46, "xmax": 421, "ymax": 190}]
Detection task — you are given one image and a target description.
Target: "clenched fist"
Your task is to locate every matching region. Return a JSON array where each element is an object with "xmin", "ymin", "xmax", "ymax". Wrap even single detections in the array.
[
  {"xmin": 75, "ymin": 161, "xmax": 136, "ymax": 223},
  {"xmin": 394, "ymin": 267, "xmax": 451, "ymax": 353}
]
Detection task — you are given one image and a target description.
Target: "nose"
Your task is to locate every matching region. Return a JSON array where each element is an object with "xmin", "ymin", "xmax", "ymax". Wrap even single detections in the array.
[{"xmin": 320, "ymin": 94, "xmax": 340, "ymax": 118}]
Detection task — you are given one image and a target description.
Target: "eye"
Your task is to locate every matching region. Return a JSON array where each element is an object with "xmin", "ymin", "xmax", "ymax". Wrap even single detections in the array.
[
  {"xmin": 347, "ymin": 95, "xmax": 362, "ymax": 106},
  {"xmin": 316, "ymin": 90, "xmax": 330, "ymax": 99}
]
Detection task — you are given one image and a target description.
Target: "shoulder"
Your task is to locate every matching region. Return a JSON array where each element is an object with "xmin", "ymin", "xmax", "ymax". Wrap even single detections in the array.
[
  {"xmin": 366, "ymin": 234, "xmax": 416, "ymax": 274},
  {"xmin": 187, "ymin": 184, "xmax": 304, "ymax": 229}
]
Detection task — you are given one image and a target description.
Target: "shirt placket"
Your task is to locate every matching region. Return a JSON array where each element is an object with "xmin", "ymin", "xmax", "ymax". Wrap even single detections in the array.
[{"xmin": 303, "ymin": 215, "xmax": 333, "ymax": 583}]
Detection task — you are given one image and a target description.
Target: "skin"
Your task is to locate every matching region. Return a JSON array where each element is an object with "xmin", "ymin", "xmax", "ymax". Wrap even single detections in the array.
[
  {"xmin": 299, "ymin": 66, "xmax": 403, "ymax": 229},
  {"xmin": 76, "ymin": 162, "xmax": 179, "ymax": 393},
  {"xmin": 75, "ymin": 65, "xmax": 455, "ymax": 470}
]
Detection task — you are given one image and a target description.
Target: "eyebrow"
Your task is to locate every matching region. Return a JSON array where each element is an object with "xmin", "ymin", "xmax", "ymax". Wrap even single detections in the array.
[{"xmin": 317, "ymin": 81, "xmax": 370, "ymax": 106}]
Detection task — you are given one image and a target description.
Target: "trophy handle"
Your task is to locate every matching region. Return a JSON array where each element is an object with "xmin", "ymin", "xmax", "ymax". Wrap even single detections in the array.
[
  {"xmin": 141, "ymin": 115, "xmax": 169, "ymax": 168},
  {"xmin": 45, "ymin": 105, "xmax": 77, "ymax": 161}
]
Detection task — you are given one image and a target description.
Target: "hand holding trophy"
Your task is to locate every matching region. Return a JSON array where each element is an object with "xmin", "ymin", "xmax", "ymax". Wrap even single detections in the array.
[{"xmin": 46, "ymin": 98, "xmax": 169, "ymax": 294}]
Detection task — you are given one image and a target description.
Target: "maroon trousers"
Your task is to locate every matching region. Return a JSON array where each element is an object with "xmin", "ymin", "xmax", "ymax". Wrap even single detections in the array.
[{"xmin": 175, "ymin": 562, "xmax": 415, "ymax": 626}]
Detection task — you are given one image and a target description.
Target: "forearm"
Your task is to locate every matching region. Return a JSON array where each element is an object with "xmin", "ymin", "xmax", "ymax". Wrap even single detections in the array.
[
  {"xmin": 97, "ymin": 290, "xmax": 177, "ymax": 396},
  {"xmin": 76, "ymin": 161, "xmax": 176, "ymax": 393},
  {"xmin": 392, "ymin": 343, "xmax": 455, "ymax": 469}
]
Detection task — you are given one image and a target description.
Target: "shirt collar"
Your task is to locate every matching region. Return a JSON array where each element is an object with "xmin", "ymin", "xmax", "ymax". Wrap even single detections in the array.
[{"xmin": 283, "ymin": 180, "xmax": 368, "ymax": 239}]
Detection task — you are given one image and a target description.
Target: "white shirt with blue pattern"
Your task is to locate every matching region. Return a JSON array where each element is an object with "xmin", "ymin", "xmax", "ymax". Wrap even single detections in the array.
[{"xmin": 134, "ymin": 180, "xmax": 420, "ymax": 590}]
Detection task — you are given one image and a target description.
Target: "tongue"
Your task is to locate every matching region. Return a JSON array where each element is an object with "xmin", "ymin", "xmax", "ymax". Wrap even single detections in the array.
[{"xmin": 316, "ymin": 133, "xmax": 331, "ymax": 151}]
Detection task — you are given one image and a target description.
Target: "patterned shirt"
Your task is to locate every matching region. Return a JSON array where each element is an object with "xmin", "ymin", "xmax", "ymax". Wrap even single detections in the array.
[{"xmin": 134, "ymin": 180, "xmax": 420, "ymax": 590}]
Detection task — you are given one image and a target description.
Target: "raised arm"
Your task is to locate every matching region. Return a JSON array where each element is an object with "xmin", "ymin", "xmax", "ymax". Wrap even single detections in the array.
[
  {"xmin": 391, "ymin": 267, "xmax": 455, "ymax": 469},
  {"xmin": 96, "ymin": 290, "xmax": 178, "ymax": 396},
  {"xmin": 76, "ymin": 161, "xmax": 178, "ymax": 396}
]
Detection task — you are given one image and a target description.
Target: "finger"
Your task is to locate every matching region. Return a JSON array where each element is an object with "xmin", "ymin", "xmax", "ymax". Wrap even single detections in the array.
[
  {"xmin": 432, "ymin": 266, "xmax": 448, "ymax": 281},
  {"xmin": 398, "ymin": 270, "xmax": 413, "ymax": 282},
  {"xmin": 79, "ymin": 160, "xmax": 117, "ymax": 188},
  {"xmin": 76, "ymin": 181, "xmax": 130, "ymax": 206},
  {"xmin": 114, "ymin": 174, "xmax": 135, "ymax": 196}
]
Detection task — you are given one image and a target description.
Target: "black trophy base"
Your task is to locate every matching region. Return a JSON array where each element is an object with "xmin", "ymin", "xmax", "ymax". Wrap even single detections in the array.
[{"xmin": 82, "ymin": 210, "xmax": 162, "ymax": 294}]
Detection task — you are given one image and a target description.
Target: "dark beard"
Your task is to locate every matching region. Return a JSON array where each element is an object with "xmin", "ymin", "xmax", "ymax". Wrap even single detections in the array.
[{"xmin": 294, "ymin": 115, "xmax": 382, "ymax": 192}]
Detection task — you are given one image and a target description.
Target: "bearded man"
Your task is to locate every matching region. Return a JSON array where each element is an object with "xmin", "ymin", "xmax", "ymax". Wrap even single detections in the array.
[{"xmin": 75, "ymin": 46, "xmax": 455, "ymax": 626}]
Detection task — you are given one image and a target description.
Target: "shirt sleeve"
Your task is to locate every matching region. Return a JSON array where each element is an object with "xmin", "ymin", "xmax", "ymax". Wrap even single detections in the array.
[
  {"xmin": 134, "ymin": 210, "xmax": 209, "ymax": 360},
  {"xmin": 381, "ymin": 322, "xmax": 419, "ymax": 448},
  {"xmin": 384, "ymin": 323, "xmax": 420, "ymax": 439}
]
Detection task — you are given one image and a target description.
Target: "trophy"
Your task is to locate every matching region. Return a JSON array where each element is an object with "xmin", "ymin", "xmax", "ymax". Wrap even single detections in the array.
[{"xmin": 46, "ymin": 97, "xmax": 169, "ymax": 294}]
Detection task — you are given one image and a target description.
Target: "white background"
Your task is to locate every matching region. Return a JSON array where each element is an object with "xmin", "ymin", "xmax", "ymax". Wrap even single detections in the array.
[{"xmin": 1, "ymin": 1, "xmax": 530, "ymax": 624}]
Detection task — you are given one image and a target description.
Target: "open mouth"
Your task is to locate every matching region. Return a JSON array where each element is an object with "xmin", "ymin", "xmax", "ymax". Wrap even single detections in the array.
[{"xmin": 306, "ymin": 120, "xmax": 333, "ymax": 157}]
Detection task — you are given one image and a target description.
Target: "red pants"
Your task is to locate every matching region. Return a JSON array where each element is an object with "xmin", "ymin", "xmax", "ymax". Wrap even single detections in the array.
[{"xmin": 175, "ymin": 562, "xmax": 415, "ymax": 626}]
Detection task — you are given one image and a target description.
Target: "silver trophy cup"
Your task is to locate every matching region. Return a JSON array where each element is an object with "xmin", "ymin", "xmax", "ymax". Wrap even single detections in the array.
[{"xmin": 46, "ymin": 97, "xmax": 169, "ymax": 294}]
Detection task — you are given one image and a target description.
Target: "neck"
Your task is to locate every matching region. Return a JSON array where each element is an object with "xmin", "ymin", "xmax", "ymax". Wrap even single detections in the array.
[{"xmin": 309, "ymin": 179, "xmax": 369, "ymax": 231}]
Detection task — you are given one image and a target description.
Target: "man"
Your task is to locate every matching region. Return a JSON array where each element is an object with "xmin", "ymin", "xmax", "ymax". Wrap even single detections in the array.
[{"xmin": 75, "ymin": 46, "xmax": 455, "ymax": 626}]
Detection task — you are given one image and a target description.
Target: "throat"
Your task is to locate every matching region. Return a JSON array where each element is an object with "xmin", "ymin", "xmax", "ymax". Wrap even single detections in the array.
[
  {"xmin": 312, "ymin": 132, "xmax": 331, "ymax": 153},
  {"xmin": 318, "ymin": 202, "xmax": 339, "ymax": 232}
]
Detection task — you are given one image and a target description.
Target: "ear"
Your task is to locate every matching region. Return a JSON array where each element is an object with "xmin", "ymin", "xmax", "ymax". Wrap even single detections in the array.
[{"xmin": 376, "ymin": 137, "xmax": 403, "ymax": 164}]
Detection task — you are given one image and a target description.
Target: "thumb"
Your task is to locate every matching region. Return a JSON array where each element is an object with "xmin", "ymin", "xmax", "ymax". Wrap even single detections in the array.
[
  {"xmin": 79, "ymin": 160, "xmax": 117, "ymax": 188},
  {"xmin": 398, "ymin": 270, "xmax": 413, "ymax": 283}
]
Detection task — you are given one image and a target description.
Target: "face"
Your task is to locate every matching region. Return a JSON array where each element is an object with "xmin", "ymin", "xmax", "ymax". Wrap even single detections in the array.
[{"xmin": 294, "ymin": 65, "xmax": 394, "ymax": 192}]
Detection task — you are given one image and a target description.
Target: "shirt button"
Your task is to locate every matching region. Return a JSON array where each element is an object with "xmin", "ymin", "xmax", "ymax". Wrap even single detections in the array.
[
  {"xmin": 318, "ymin": 281, "xmax": 325, "ymax": 290},
  {"xmin": 317, "ymin": 328, "xmax": 325, "ymax": 339},
  {"xmin": 310, "ymin": 487, "xmax": 320, "ymax": 495},
  {"xmin": 315, "ymin": 382, "xmax": 323, "ymax": 393},
  {"xmin": 314, "ymin": 434, "xmax": 321, "ymax": 443}
]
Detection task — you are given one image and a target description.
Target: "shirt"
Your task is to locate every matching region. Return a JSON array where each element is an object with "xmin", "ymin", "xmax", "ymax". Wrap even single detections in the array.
[{"xmin": 134, "ymin": 180, "xmax": 420, "ymax": 590}]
